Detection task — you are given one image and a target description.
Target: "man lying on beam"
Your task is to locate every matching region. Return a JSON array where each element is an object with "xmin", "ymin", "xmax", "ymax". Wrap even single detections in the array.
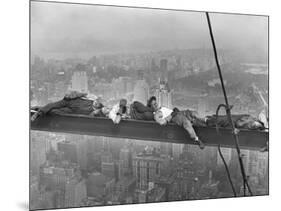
[
  {"xmin": 129, "ymin": 96, "xmax": 158, "ymax": 121},
  {"xmin": 154, "ymin": 107, "xmax": 206, "ymax": 150},
  {"xmin": 108, "ymin": 96, "xmax": 159, "ymax": 123},
  {"xmin": 31, "ymin": 91, "xmax": 110, "ymax": 122},
  {"xmin": 154, "ymin": 105, "xmax": 266, "ymax": 150}
]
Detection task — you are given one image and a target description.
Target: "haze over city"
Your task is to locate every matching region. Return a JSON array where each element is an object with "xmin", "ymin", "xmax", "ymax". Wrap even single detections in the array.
[
  {"xmin": 31, "ymin": 1, "xmax": 268, "ymax": 59},
  {"xmin": 30, "ymin": 1, "xmax": 268, "ymax": 210}
]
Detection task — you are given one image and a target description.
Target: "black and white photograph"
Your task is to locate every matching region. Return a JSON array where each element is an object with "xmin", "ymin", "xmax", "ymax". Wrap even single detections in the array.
[{"xmin": 29, "ymin": 1, "xmax": 269, "ymax": 210}]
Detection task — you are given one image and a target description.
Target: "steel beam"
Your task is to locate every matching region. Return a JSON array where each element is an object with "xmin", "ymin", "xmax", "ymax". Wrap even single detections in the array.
[{"xmin": 30, "ymin": 112, "xmax": 268, "ymax": 150}]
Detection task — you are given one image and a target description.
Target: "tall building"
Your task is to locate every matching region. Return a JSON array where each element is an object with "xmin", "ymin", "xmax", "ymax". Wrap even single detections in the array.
[
  {"xmin": 172, "ymin": 144, "xmax": 183, "ymax": 160},
  {"xmin": 57, "ymin": 141, "xmax": 78, "ymax": 164},
  {"xmin": 133, "ymin": 79, "xmax": 150, "ymax": 104},
  {"xmin": 77, "ymin": 138, "xmax": 88, "ymax": 170},
  {"xmin": 119, "ymin": 146, "xmax": 133, "ymax": 177},
  {"xmin": 160, "ymin": 142, "xmax": 173, "ymax": 157},
  {"xmin": 217, "ymin": 147, "xmax": 232, "ymax": 166},
  {"xmin": 198, "ymin": 97, "xmax": 209, "ymax": 116},
  {"xmin": 31, "ymin": 132, "xmax": 51, "ymax": 176},
  {"xmin": 71, "ymin": 71, "xmax": 88, "ymax": 92},
  {"xmin": 30, "ymin": 176, "xmax": 40, "ymax": 209},
  {"xmin": 86, "ymin": 172, "xmax": 115, "ymax": 198},
  {"xmin": 101, "ymin": 161, "xmax": 116, "ymax": 179},
  {"xmin": 133, "ymin": 151, "xmax": 171, "ymax": 190},
  {"xmin": 39, "ymin": 162, "xmax": 83, "ymax": 207},
  {"xmin": 155, "ymin": 79, "xmax": 173, "ymax": 156},
  {"xmin": 151, "ymin": 58, "xmax": 158, "ymax": 72},
  {"xmin": 111, "ymin": 77, "xmax": 133, "ymax": 100},
  {"xmin": 101, "ymin": 151, "xmax": 113, "ymax": 163},
  {"xmin": 64, "ymin": 178, "xmax": 87, "ymax": 208},
  {"xmin": 155, "ymin": 79, "xmax": 172, "ymax": 109},
  {"xmin": 160, "ymin": 59, "xmax": 168, "ymax": 81},
  {"xmin": 57, "ymin": 137, "xmax": 88, "ymax": 170},
  {"xmin": 241, "ymin": 150, "xmax": 267, "ymax": 185}
]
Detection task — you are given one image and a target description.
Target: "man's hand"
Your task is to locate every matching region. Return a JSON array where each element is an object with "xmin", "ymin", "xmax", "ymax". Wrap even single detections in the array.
[
  {"xmin": 159, "ymin": 118, "xmax": 167, "ymax": 126},
  {"xmin": 121, "ymin": 114, "xmax": 129, "ymax": 119},
  {"xmin": 114, "ymin": 115, "xmax": 122, "ymax": 124},
  {"xmin": 165, "ymin": 115, "xmax": 172, "ymax": 122},
  {"xmin": 90, "ymin": 109, "xmax": 101, "ymax": 116}
]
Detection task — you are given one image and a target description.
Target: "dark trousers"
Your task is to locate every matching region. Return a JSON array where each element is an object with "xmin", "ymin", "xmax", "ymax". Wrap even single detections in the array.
[
  {"xmin": 39, "ymin": 98, "xmax": 93, "ymax": 115},
  {"xmin": 40, "ymin": 99, "xmax": 68, "ymax": 114},
  {"xmin": 171, "ymin": 110, "xmax": 205, "ymax": 139},
  {"xmin": 130, "ymin": 101, "xmax": 154, "ymax": 121}
]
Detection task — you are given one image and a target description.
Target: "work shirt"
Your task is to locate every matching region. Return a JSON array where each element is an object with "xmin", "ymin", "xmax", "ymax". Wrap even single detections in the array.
[
  {"xmin": 159, "ymin": 107, "xmax": 173, "ymax": 119},
  {"xmin": 108, "ymin": 103, "xmax": 129, "ymax": 122},
  {"xmin": 154, "ymin": 107, "xmax": 173, "ymax": 125}
]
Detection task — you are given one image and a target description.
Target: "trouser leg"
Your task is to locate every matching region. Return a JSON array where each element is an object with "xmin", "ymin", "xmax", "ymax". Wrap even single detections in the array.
[
  {"xmin": 183, "ymin": 110, "xmax": 206, "ymax": 127},
  {"xmin": 171, "ymin": 113, "xmax": 197, "ymax": 139},
  {"xmin": 142, "ymin": 112, "xmax": 154, "ymax": 121},
  {"xmin": 40, "ymin": 99, "xmax": 68, "ymax": 114},
  {"xmin": 49, "ymin": 107, "xmax": 73, "ymax": 115}
]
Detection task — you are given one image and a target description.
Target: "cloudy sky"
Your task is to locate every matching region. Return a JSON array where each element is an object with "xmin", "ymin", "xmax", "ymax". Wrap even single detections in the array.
[{"xmin": 31, "ymin": 1, "xmax": 268, "ymax": 58}]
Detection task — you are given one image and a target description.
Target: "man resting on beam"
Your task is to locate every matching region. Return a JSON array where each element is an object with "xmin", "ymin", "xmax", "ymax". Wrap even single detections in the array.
[
  {"xmin": 129, "ymin": 96, "xmax": 158, "ymax": 121},
  {"xmin": 31, "ymin": 91, "xmax": 109, "ymax": 122},
  {"xmin": 154, "ymin": 106, "xmax": 266, "ymax": 150},
  {"xmin": 154, "ymin": 107, "xmax": 206, "ymax": 150}
]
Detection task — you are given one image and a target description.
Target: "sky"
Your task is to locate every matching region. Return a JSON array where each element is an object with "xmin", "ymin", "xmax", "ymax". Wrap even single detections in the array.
[{"xmin": 31, "ymin": 1, "xmax": 268, "ymax": 59}]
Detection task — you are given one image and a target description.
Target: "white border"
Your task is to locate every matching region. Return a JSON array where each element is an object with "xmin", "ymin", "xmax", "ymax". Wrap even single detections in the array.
[{"xmin": 1, "ymin": 0, "xmax": 279, "ymax": 211}]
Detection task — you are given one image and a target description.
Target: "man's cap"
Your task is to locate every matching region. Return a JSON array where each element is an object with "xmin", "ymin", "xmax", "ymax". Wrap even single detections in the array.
[{"xmin": 119, "ymin": 99, "xmax": 127, "ymax": 107}]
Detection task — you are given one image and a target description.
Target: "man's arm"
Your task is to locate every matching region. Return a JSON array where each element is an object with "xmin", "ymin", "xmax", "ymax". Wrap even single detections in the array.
[{"xmin": 154, "ymin": 111, "xmax": 168, "ymax": 126}]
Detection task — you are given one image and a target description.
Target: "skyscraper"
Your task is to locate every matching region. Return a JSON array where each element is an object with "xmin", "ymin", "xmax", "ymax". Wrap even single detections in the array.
[
  {"xmin": 77, "ymin": 138, "xmax": 88, "ymax": 170},
  {"xmin": 31, "ymin": 132, "xmax": 51, "ymax": 176},
  {"xmin": 71, "ymin": 71, "xmax": 88, "ymax": 93},
  {"xmin": 64, "ymin": 178, "xmax": 87, "ymax": 207},
  {"xmin": 160, "ymin": 59, "xmax": 168, "ymax": 81},
  {"xmin": 155, "ymin": 79, "xmax": 172, "ymax": 109},
  {"xmin": 133, "ymin": 151, "xmax": 170, "ymax": 190},
  {"xmin": 57, "ymin": 141, "xmax": 78, "ymax": 164},
  {"xmin": 217, "ymin": 147, "xmax": 232, "ymax": 166},
  {"xmin": 133, "ymin": 79, "xmax": 150, "ymax": 104},
  {"xmin": 57, "ymin": 138, "xmax": 88, "ymax": 170},
  {"xmin": 101, "ymin": 161, "xmax": 116, "ymax": 179},
  {"xmin": 119, "ymin": 146, "xmax": 133, "ymax": 177},
  {"xmin": 154, "ymin": 79, "xmax": 173, "ymax": 155},
  {"xmin": 172, "ymin": 144, "xmax": 183, "ymax": 160}
]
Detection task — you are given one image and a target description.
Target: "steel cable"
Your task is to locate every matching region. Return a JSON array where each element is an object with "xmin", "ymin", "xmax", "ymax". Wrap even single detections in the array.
[{"xmin": 205, "ymin": 12, "xmax": 253, "ymax": 196}]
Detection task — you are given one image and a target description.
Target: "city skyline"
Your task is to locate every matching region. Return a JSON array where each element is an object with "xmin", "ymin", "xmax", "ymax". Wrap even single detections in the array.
[{"xmin": 30, "ymin": 1, "xmax": 269, "ymax": 210}]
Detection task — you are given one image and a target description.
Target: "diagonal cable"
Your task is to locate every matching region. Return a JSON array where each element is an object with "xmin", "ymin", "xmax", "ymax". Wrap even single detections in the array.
[{"xmin": 205, "ymin": 12, "xmax": 253, "ymax": 196}]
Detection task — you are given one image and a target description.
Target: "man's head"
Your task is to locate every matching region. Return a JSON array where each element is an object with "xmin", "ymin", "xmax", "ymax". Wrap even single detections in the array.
[
  {"xmin": 147, "ymin": 96, "xmax": 158, "ymax": 111},
  {"xmin": 236, "ymin": 115, "xmax": 265, "ymax": 130},
  {"xmin": 119, "ymin": 99, "xmax": 127, "ymax": 107},
  {"xmin": 93, "ymin": 98, "xmax": 104, "ymax": 109},
  {"xmin": 119, "ymin": 99, "xmax": 127, "ymax": 114}
]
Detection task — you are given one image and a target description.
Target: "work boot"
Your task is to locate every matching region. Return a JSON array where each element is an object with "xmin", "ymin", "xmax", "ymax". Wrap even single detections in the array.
[
  {"xmin": 260, "ymin": 142, "xmax": 268, "ymax": 152},
  {"xmin": 31, "ymin": 111, "xmax": 42, "ymax": 122},
  {"xmin": 194, "ymin": 137, "xmax": 205, "ymax": 150}
]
